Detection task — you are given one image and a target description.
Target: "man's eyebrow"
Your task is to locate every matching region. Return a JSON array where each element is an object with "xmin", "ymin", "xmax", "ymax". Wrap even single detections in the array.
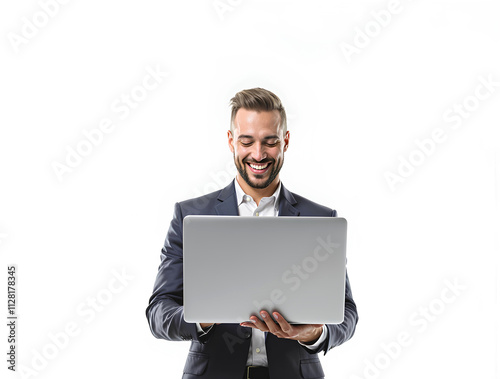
[
  {"xmin": 237, "ymin": 135, "xmax": 280, "ymax": 140},
  {"xmin": 237, "ymin": 135, "xmax": 254, "ymax": 140}
]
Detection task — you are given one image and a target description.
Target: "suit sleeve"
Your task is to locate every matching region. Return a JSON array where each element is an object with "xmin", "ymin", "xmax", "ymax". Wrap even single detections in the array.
[
  {"xmin": 301, "ymin": 209, "xmax": 359, "ymax": 355},
  {"xmin": 145, "ymin": 202, "xmax": 214, "ymax": 343}
]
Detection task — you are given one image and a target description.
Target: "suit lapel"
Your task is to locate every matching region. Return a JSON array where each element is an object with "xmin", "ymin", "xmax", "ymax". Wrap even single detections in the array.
[
  {"xmin": 215, "ymin": 179, "xmax": 239, "ymax": 216},
  {"xmin": 214, "ymin": 179, "xmax": 300, "ymax": 217},
  {"xmin": 278, "ymin": 183, "xmax": 300, "ymax": 216}
]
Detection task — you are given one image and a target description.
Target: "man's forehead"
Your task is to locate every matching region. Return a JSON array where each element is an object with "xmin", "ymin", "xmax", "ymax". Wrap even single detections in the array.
[
  {"xmin": 233, "ymin": 108, "xmax": 282, "ymax": 135},
  {"xmin": 235, "ymin": 108, "xmax": 280, "ymax": 121}
]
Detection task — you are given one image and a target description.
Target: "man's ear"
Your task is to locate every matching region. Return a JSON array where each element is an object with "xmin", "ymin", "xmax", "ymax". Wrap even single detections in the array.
[
  {"xmin": 227, "ymin": 130, "xmax": 234, "ymax": 153},
  {"xmin": 283, "ymin": 131, "xmax": 290, "ymax": 152}
]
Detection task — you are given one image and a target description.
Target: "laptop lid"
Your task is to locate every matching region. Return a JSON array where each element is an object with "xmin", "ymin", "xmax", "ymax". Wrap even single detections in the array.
[{"xmin": 183, "ymin": 215, "xmax": 347, "ymax": 324}]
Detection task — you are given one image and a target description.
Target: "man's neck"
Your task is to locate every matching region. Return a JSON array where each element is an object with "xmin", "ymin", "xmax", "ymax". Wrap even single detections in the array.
[{"xmin": 236, "ymin": 175, "xmax": 280, "ymax": 206}]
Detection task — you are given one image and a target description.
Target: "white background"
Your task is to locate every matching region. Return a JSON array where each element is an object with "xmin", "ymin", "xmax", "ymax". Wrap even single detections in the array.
[{"xmin": 1, "ymin": 1, "xmax": 499, "ymax": 378}]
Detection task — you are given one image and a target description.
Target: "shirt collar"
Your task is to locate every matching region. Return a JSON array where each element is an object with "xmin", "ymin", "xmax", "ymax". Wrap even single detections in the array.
[{"xmin": 234, "ymin": 178, "xmax": 281, "ymax": 210}]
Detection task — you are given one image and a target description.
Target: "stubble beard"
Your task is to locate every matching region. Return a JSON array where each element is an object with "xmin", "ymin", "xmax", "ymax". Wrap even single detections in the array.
[{"xmin": 234, "ymin": 154, "xmax": 283, "ymax": 189}]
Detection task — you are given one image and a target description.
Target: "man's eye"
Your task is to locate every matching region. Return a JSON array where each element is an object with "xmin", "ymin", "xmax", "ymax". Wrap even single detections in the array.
[{"xmin": 240, "ymin": 140, "xmax": 279, "ymax": 147}]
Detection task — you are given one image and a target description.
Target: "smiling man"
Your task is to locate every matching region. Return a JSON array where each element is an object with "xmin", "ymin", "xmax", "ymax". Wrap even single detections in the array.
[
  {"xmin": 230, "ymin": 106, "xmax": 285, "ymax": 194},
  {"xmin": 146, "ymin": 88, "xmax": 358, "ymax": 379}
]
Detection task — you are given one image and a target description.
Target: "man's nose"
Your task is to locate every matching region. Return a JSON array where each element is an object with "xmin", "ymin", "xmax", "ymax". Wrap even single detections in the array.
[{"xmin": 250, "ymin": 142, "xmax": 267, "ymax": 162}]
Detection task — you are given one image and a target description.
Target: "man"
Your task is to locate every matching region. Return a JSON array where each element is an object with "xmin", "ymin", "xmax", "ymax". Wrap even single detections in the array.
[{"xmin": 146, "ymin": 88, "xmax": 358, "ymax": 379}]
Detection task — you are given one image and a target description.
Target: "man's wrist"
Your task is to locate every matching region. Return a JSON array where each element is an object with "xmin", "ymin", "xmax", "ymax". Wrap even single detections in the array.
[{"xmin": 299, "ymin": 326, "xmax": 324, "ymax": 345}]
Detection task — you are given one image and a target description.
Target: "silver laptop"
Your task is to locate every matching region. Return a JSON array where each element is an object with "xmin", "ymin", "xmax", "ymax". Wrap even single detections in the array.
[{"xmin": 183, "ymin": 216, "xmax": 347, "ymax": 324}]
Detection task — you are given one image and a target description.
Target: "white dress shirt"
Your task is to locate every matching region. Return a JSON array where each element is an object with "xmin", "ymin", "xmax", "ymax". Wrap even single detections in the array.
[{"xmin": 197, "ymin": 178, "xmax": 327, "ymax": 366}]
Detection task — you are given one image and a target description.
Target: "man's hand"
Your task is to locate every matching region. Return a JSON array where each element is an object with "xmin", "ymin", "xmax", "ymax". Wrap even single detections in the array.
[{"xmin": 240, "ymin": 311, "xmax": 324, "ymax": 344}]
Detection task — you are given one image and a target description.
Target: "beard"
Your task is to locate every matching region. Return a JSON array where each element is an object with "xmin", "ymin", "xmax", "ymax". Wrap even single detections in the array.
[{"xmin": 234, "ymin": 154, "xmax": 283, "ymax": 189}]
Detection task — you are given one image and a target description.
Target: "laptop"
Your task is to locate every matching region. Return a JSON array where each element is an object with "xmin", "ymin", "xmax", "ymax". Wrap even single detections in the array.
[{"xmin": 183, "ymin": 215, "xmax": 347, "ymax": 324}]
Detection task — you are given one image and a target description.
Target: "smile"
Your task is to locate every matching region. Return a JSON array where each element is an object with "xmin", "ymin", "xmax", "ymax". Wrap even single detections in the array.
[{"xmin": 246, "ymin": 162, "xmax": 271, "ymax": 173}]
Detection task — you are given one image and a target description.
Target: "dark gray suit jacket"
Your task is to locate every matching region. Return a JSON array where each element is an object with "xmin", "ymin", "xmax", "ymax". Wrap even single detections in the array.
[{"xmin": 146, "ymin": 179, "xmax": 358, "ymax": 379}]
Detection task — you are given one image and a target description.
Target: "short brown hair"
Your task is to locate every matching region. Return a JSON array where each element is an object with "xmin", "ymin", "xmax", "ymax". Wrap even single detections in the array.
[{"xmin": 229, "ymin": 88, "xmax": 287, "ymax": 133}]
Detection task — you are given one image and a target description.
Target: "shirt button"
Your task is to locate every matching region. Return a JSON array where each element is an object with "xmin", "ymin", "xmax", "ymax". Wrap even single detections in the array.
[
  {"xmin": 255, "ymin": 212, "xmax": 259, "ymax": 216},
  {"xmin": 256, "ymin": 348, "xmax": 261, "ymax": 353}
]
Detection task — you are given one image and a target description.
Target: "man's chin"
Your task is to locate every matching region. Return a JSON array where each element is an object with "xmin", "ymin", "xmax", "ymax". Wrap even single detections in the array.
[
  {"xmin": 244, "ymin": 175, "xmax": 275, "ymax": 189},
  {"xmin": 247, "ymin": 181, "xmax": 268, "ymax": 189}
]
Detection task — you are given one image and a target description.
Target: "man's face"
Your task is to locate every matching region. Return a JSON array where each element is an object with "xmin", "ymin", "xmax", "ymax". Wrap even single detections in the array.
[{"xmin": 228, "ymin": 108, "xmax": 289, "ymax": 189}]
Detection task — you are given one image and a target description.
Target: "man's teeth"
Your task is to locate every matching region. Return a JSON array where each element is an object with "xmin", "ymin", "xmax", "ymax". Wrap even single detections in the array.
[{"xmin": 249, "ymin": 163, "xmax": 269, "ymax": 170}]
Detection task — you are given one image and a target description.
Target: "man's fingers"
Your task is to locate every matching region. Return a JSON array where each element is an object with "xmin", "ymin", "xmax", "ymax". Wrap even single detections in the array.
[
  {"xmin": 241, "ymin": 312, "xmax": 326, "ymax": 341},
  {"xmin": 241, "ymin": 312, "xmax": 307, "ymax": 340},
  {"xmin": 240, "ymin": 315, "xmax": 268, "ymax": 332},
  {"xmin": 260, "ymin": 311, "xmax": 282, "ymax": 335},
  {"xmin": 272, "ymin": 312, "xmax": 293, "ymax": 334}
]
